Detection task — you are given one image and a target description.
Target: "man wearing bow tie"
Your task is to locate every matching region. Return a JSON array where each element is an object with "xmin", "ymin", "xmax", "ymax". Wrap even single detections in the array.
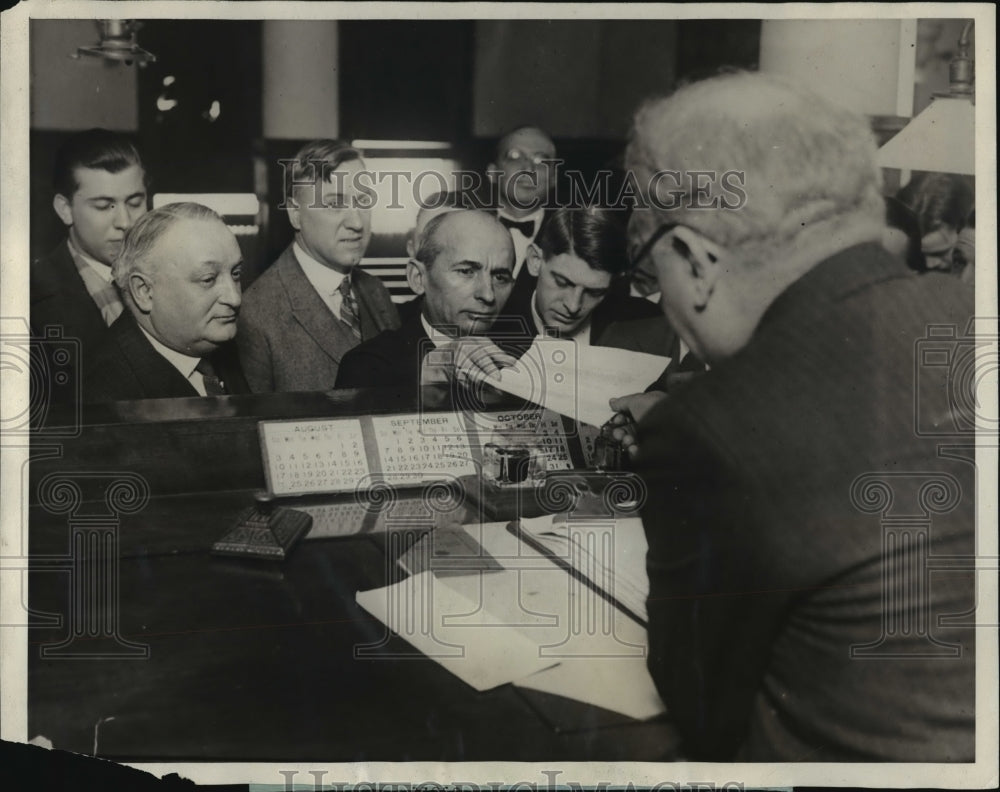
[
  {"xmin": 237, "ymin": 139, "xmax": 399, "ymax": 392},
  {"xmin": 488, "ymin": 126, "xmax": 558, "ymax": 302}
]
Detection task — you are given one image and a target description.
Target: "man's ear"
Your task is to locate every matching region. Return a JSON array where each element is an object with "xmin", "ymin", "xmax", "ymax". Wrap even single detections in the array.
[
  {"xmin": 53, "ymin": 194, "xmax": 74, "ymax": 228},
  {"xmin": 406, "ymin": 259, "xmax": 427, "ymax": 296},
  {"xmin": 672, "ymin": 226, "xmax": 726, "ymax": 311},
  {"xmin": 127, "ymin": 271, "xmax": 155, "ymax": 314},
  {"xmin": 525, "ymin": 244, "xmax": 543, "ymax": 278},
  {"xmin": 286, "ymin": 191, "xmax": 302, "ymax": 232}
]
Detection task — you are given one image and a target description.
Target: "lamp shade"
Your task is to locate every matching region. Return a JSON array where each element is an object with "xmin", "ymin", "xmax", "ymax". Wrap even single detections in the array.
[{"xmin": 877, "ymin": 96, "xmax": 975, "ymax": 175}]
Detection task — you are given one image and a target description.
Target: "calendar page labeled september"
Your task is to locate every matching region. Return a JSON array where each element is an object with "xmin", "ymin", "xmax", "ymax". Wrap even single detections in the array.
[
  {"xmin": 369, "ymin": 413, "xmax": 477, "ymax": 485},
  {"xmin": 259, "ymin": 418, "xmax": 371, "ymax": 496}
]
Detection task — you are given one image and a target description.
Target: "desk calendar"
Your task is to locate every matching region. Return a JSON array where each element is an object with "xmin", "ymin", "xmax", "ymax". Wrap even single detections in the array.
[
  {"xmin": 370, "ymin": 413, "xmax": 477, "ymax": 484},
  {"xmin": 471, "ymin": 409, "xmax": 575, "ymax": 472},
  {"xmin": 299, "ymin": 496, "xmax": 441, "ymax": 539},
  {"xmin": 259, "ymin": 419, "xmax": 370, "ymax": 496},
  {"xmin": 258, "ymin": 410, "xmax": 598, "ymax": 498}
]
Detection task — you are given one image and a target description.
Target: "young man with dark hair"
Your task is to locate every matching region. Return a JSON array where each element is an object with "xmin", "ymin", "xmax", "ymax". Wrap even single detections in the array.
[{"xmin": 31, "ymin": 128, "xmax": 148, "ymax": 355}]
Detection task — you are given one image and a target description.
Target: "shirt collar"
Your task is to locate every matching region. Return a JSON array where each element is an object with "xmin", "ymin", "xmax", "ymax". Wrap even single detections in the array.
[
  {"xmin": 294, "ymin": 241, "xmax": 348, "ymax": 293},
  {"xmin": 67, "ymin": 236, "xmax": 114, "ymax": 283},
  {"xmin": 498, "ymin": 207, "xmax": 545, "ymax": 234},
  {"xmin": 419, "ymin": 313, "xmax": 455, "ymax": 348},
  {"xmin": 137, "ymin": 324, "xmax": 203, "ymax": 379}
]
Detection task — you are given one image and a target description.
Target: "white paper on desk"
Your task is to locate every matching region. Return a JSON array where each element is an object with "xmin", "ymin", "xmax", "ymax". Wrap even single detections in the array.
[
  {"xmin": 519, "ymin": 514, "xmax": 650, "ymax": 624},
  {"xmin": 488, "ymin": 339, "xmax": 670, "ymax": 426},
  {"xmin": 355, "ymin": 571, "xmax": 556, "ymax": 691},
  {"xmin": 513, "ymin": 635, "xmax": 666, "ymax": 720}
]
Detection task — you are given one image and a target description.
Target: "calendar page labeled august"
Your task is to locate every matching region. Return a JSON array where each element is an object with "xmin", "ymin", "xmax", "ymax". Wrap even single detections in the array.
[{"xmin": 259, "ymin": 418, "xmax": 371, "ymax": 496}]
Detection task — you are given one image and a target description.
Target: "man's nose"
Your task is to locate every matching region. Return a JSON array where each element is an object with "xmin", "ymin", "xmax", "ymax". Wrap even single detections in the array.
[
  {"xmin": 344, "ymin": 205, "xmax": 365, "ymax": 230},
  {"xmin": 112, "ymin": 202, "xmax": 131, "ymax": 229},
  {"xmin": 564, "ymin": 288, "xmax": 584, "ymax": 315},
  {"xmin": 220, "ymin": 274, "xmax": 242, "ymax": 307},
  {"xmin": 474, "ymin": 272, "xmax": 496, "ymax": 304}
]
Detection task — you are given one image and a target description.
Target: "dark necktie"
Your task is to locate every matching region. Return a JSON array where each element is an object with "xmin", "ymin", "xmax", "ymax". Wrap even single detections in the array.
[
  {"xmin": 195, "ymin": 358, "xmax": 227, "ymax": 395},
  {"xmin": 499, "ymin": 215, "xmax": 536, "ymax": 238},
  {"xmin": 338, "ymin": 276, "xmax": 362, "ymax": 340},
  {"xmin": 677, "ymin": 351, "xmax": 706, "ymax": 373}
]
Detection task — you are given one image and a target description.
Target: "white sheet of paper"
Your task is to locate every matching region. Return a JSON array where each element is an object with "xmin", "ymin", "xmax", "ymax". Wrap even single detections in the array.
[
  {"xmin": 513, "ymin": 644, "xmax": 666, "ymax": 720},
  {"xmin": 461, "ymin": 522, "xmax": 663, "ymax": 718},
  {"xmin": 519, "ymin": 514, "xmax": 650, "ymax": 623},
  {"xmin": 355, "ymin": 571, "xmax": 557, "ymax": 691},
  {"xmin": 488, "ymin": 338, "xmax": 670, "ymax": 426}
]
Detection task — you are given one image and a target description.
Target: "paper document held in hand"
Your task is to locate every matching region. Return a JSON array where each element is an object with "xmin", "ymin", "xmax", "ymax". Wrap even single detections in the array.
[{"xmin": 487, "ymin": 337, "xmax": 670, "ymax": 426}]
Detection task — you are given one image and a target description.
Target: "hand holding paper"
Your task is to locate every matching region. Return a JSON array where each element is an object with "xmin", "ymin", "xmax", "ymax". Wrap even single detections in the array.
[{"xmin": 487, "ymin": 338, "xmax": 670, "ymax": 426}]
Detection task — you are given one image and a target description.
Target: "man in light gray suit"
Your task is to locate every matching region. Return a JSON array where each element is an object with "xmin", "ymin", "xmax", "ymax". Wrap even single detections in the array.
[{"xmin": 237, "ymin": 140, "xmax": 399, "ymax": 392}]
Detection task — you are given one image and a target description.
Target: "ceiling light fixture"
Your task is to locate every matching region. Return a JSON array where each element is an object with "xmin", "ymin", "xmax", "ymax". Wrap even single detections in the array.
[{"xmin": 74, "ymin": 20, "xmax": 157, "ymax": 67}]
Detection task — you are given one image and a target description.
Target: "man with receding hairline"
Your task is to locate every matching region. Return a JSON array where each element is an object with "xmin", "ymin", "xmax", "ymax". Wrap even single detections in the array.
[
  {"xmin": 488, "ymin": 126, "xmax": 559, "ymax": 302},
  {"xmin": 337, "ymin": 209, "xmax": 516, "ymax": 390},
  {"xmin": 83, "ymin": 202, "xmax": 248, "ymax": 402}
]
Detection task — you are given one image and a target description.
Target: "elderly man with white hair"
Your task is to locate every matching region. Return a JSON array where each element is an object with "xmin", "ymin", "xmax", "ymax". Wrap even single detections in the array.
[
  {"xmin": 613, "ymin": 72, "xmax": 975, "ymax": 762},
  {"xmin": 83, "ymin": 202, "xmax": 249, "ymax": 402}
]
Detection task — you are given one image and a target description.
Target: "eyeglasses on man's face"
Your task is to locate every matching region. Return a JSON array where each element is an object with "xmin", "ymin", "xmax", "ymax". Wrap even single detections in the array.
[
  {"xmin": 501, "ymin": 148, "xmax": 555, "ymax": 168},
  {"xmin": 629, "ymin": 221, "xmax": 681, "ymax": 267}
]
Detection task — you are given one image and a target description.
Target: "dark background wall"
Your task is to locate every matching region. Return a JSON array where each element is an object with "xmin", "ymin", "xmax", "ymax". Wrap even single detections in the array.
[{"xmin": 29, "ymin": 19, "xmax": 761, "ymax": 270}]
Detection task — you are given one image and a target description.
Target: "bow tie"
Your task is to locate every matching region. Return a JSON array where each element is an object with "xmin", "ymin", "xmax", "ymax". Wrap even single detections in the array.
[{"xmin": 499, "ymin": 215, "xmax": 537, "ymax": 238}]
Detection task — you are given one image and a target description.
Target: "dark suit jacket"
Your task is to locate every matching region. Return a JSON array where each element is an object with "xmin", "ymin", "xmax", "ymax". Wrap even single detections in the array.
[
  {"xmin": 635, "ymin": 244, "xmax": 975, "ymax": 761},
  {"xmin": 31, "ymin": 241, "xmax": 113, "ymax": 405},
  {"xmin": 30, "ymin": 240, "xmax": 110, "ymax": 353},
  {"xmin": 82, "ymin": 310, "xmax": 249, "ymax": 403},
  {"xmin": 335, "ymin": 298, "xmax": 429, "ymax": 391},
  {"xmin": 237, "ymin": 244, "xmax": 400, "ymax": 392}
]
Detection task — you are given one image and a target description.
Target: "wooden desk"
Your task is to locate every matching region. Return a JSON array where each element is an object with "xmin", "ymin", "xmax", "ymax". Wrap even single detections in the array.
[{"xmin": 27, "ymin": 390, "xmax": 680, "ymax": 762}]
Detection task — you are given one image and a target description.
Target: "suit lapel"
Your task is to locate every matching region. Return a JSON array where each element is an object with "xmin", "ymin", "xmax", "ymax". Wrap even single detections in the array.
[
  {"xmin": 352, "ymin": 270, "xmax": 399, "ymax": 338},
  {"xmin": 32, "ymin": 241, "xmax": 109, "ymax": 346},
  {"xmin": 115, "ymin": 313, "xmax": 199, "ymax": 398},
  {"xmin": 277, "ymin": 246, "xmax": 359, "ymax": 364}
]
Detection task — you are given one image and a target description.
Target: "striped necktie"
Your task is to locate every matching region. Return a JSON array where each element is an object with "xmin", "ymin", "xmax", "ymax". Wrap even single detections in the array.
[
  {"xmin": 338, "ymin": 276, "xmax": 362, "ymax": 340},
  {"xmin": 195, "ymin": 358, "xmax": 226, "ymax": 395}
]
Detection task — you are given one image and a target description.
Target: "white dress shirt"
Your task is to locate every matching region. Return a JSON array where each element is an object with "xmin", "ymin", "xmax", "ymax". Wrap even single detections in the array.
[
  {"xmin": 294, "ymin": 242, "xmax": 347, "ymax": 316},
  {"xmin": 71, "ymin": 242, "xmax": 115, "ymax": 283},
  {"xmin": 498, "ymin": 207, "xmax": 545, "ymax": 280},
  {"xmin": 138, "ymin": 325, "xmax": 208, "ymax": 395},
  {"xmin": 420, "ymin": 314, "xmax": 453, "ymax": 348}
]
